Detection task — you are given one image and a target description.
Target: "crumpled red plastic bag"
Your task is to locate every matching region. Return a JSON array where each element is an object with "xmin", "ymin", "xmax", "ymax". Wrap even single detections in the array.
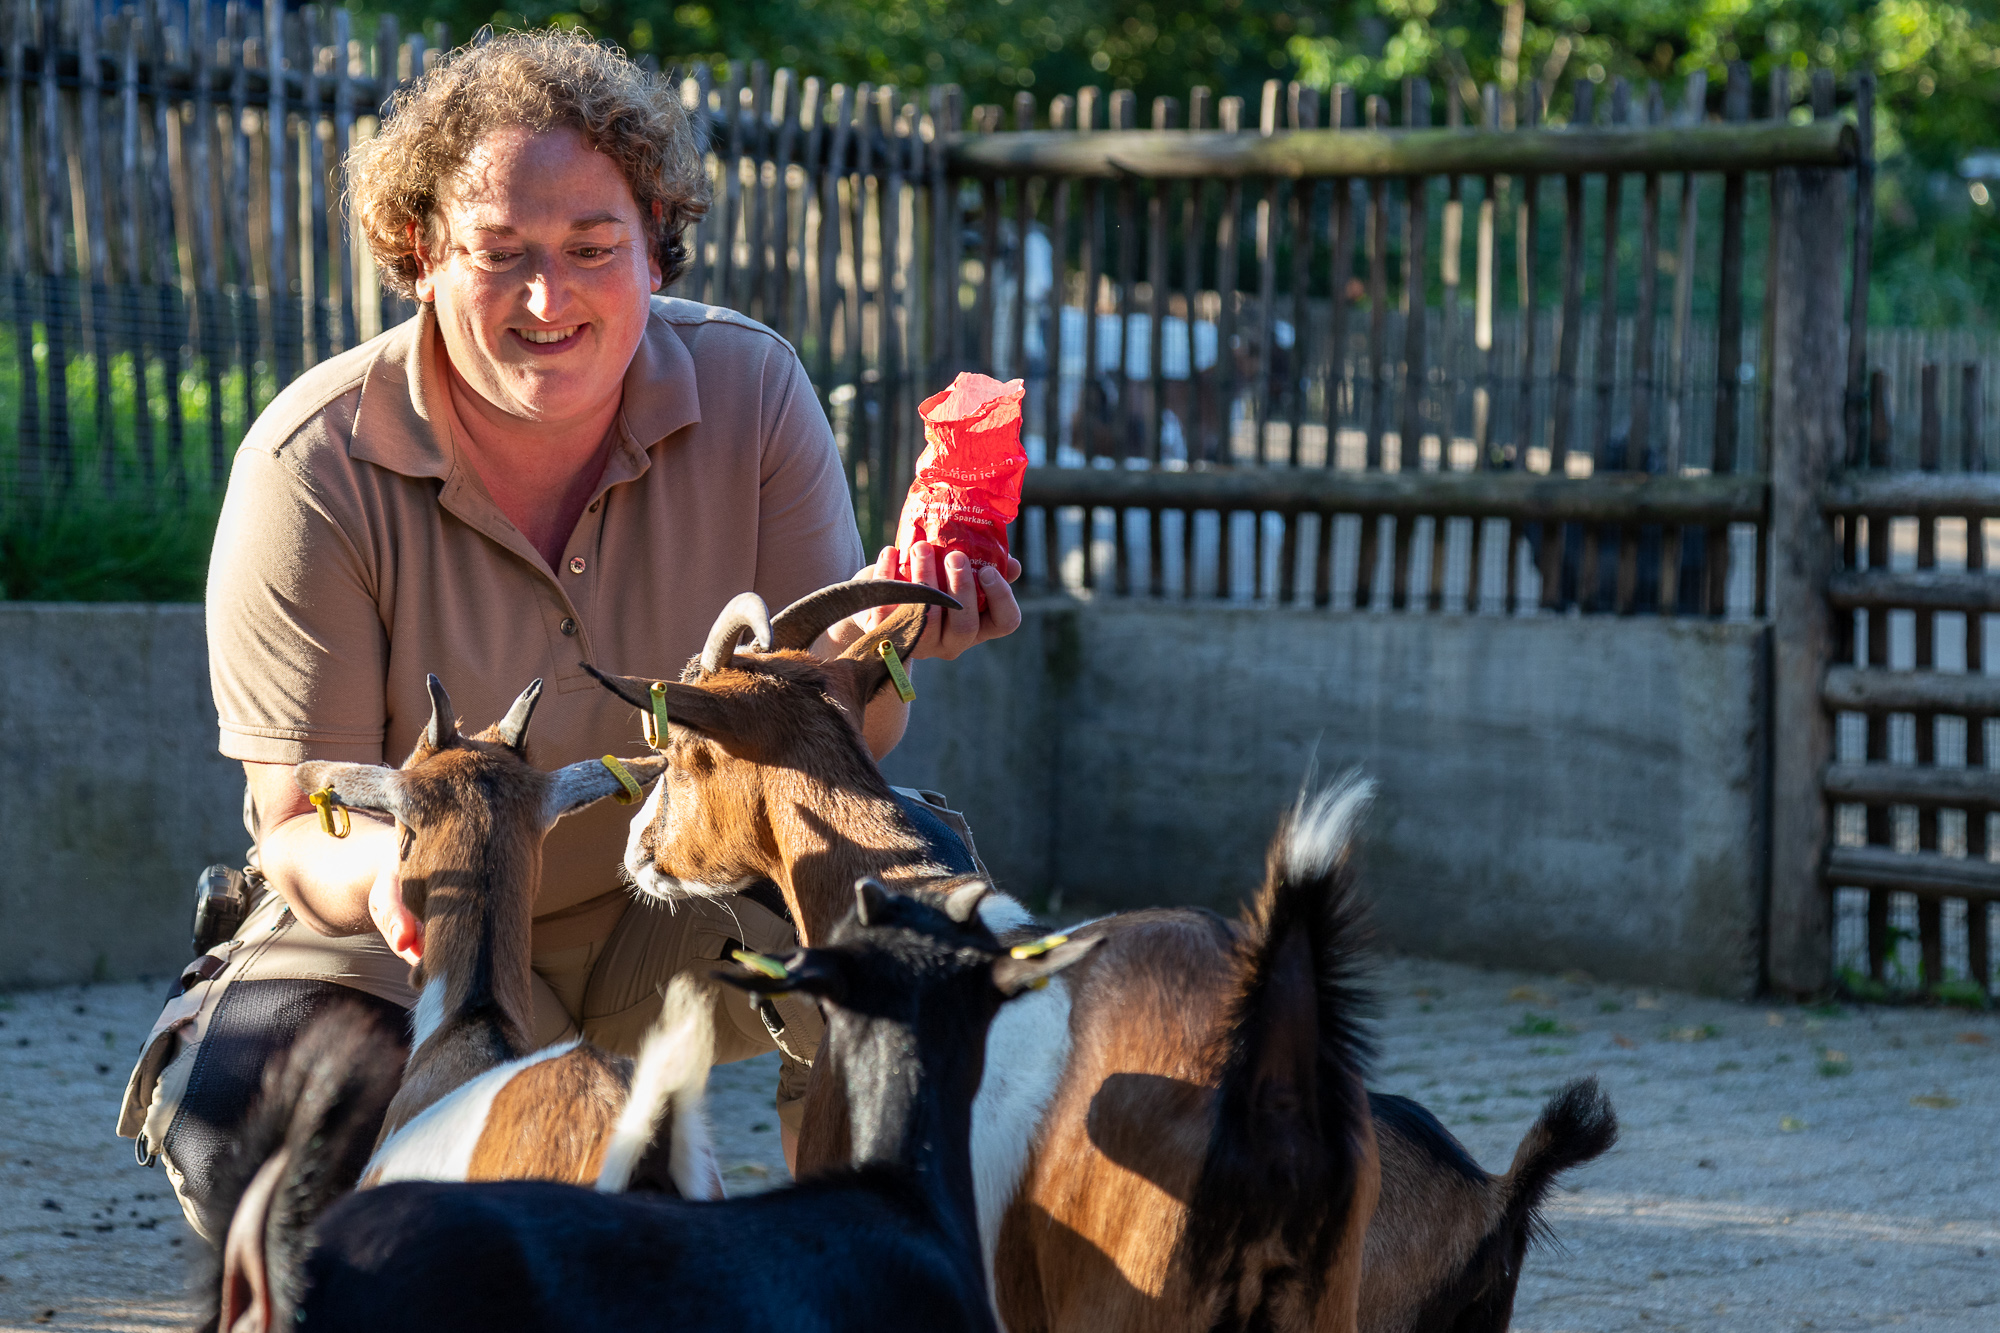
[{"xmin": 895, "ymin": 373, "xmax": 1028, "ymax": 608}]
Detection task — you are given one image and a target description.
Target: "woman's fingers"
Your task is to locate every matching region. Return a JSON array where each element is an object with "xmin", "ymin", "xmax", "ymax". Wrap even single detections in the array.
[{"xmin": 979, "ymin": 564, "xmax": 1023, "ymax": 640}]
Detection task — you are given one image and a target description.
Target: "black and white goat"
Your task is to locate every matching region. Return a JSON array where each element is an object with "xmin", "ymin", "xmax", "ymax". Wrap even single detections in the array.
[
  {"xmin": 294, "ymin": 676, "xmax": 716, "ymax": 1197},
  {"xmin": 205, "ymin": 881, "xmax": 1095, "ymax": 1333}
]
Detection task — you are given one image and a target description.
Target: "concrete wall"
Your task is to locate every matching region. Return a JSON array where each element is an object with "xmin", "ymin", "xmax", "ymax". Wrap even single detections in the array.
[
  {"xmin": 4, "ymin": 599, "xmax": 1769, "ymax": 996},
  {"xmin": 889, "ymin": 600, "xmax": 1770, "ymax": 998},
  {"xmin": 0, "ymin": 605, "xmax": 246, "ymax": 987}
]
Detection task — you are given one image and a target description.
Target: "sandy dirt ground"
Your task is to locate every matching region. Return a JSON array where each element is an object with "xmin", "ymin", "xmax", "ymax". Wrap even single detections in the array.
[{"xmin": 2, "ymin": 956, "xmax": 1994, "ymax": 1332}]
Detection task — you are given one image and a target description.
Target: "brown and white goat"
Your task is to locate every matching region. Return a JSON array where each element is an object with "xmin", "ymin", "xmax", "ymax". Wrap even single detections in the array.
[
  {"xmin": 592, "ymin": 583, "xmax": 1616, "ymax": 1332},
  {"xmin": 295, "ymin": 675, "xmax": 717, "ymax": 1197}
]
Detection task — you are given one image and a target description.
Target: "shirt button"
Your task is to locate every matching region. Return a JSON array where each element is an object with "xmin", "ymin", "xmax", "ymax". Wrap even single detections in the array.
[
  {"xmin": 560, "ymin": 617, "xmax": 578, "ymax": 637},
  {"xmin": 569, "ymin": 556, "xmax": 587, "ymax": 575}
]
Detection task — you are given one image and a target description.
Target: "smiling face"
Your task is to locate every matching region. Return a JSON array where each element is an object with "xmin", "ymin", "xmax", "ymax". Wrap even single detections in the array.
[{"xmin": 414, "ymin": 123, "xmax": 663, "ymax": 431}]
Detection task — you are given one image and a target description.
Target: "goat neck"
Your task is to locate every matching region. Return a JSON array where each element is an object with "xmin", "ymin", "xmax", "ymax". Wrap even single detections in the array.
[
  {"xmin": 383, "ymin": 738, "xmax": 546, "ymax": 1127},
  {"xmin": 831, "ymin": 979, "xmax": 985, "ymax": 1244},
  {"xmin": 765, "ymin": 765, "xmax": 962, "ymax": 944}
]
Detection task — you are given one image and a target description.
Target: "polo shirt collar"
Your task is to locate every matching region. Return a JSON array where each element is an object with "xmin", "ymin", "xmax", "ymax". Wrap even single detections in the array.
[
  {"xmin": 347, "ymin": 298, "xmax": 703, "ymax": 485},
  {"xmin": 348, "ymin": 307, "xmax": 454, "ymax": 481}
]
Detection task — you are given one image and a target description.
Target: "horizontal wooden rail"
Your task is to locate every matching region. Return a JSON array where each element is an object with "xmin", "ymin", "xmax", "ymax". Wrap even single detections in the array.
[
  {"xmin": 1021, "ymin": 467, "xmax": 1768, "ymax": 524},
  {"xmin": 1824, "ymin": 762, "xmax": 2000, "ymax": 809},
  {"xmin": 947, "ymin": 121, "xmax": 1858, "ymax": 180},
  {"xmin": 1827, "ymin": 570, "xmax": 2000, "ymax": 612},
  {"xmin": 1825, "ymin": 845, "xmax": 2000, "ymax": 902},
  {"xmin": 1823, "ymin": 666, "xmax": 2000, "ymax": 716},
  {"xmin": 17, "ymin": 47, "xmax": 394, "ymax": 113},
  {"xmin": 1823, "ymin": 473, "xmax": 2000, "ymax": 519}
]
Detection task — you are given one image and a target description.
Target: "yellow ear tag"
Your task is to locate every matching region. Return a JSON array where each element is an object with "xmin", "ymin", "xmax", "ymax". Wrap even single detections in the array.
[
  {"xmin": 643, "ymin": 681, "xmax": 670, "ymax": 749},
  {"xmin": 308, "ymin": 786, "xmax": 351, "ymax": 839},
  {"xmin": 1009, "ymin": 933, "xmax": 1069, "ymax": 960},
  {"xmin": 600, "ymin": 755, "xmax": 644, "ymax": 805},
  {"xmin": 731, "ymin": 949, "xmax": 791, "ymax": 980},
  {"xmin": 879, "ymin": 640, "xmax": 917, "ymax": 704}
]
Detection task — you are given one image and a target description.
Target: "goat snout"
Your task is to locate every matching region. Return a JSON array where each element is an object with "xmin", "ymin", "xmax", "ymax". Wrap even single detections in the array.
[{"xmin": 621, "ymin": 781, "xmax": 673, "ymax": 900}]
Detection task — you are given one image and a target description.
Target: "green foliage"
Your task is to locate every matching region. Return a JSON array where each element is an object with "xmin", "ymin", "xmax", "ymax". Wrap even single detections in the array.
[
  {"xmin": 1839, "ymin": 966, "xmax": 1893, "ymax": 1001},
  {"xmin": 1508, "ymin": 1010, "xmax": 1568, "ymax": 1036},
  {"xmin": 0, "ymin": 321, "xmax": 247, "ymax": 602},
  {"xmin": 2, "ymin": 490, "xmax": 221, "ymax": 601},
  {"xmin": 1930, "ymin": 977, "xmax": 1994, "ymax": 1009},
  {"xmin": 366, "ymin": 0, "xmax": 2000, "ymax": 327}
]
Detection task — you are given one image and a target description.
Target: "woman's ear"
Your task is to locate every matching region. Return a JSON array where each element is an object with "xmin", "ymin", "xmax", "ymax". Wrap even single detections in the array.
[{"xmin": 410, "ymin": 222, "xmax": 438, "ymax": 303}]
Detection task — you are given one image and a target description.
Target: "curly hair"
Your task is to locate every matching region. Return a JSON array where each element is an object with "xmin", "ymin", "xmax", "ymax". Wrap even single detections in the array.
[{"xmin": 346, "ymin": 29, "xmax": 711, "ymax": 300}]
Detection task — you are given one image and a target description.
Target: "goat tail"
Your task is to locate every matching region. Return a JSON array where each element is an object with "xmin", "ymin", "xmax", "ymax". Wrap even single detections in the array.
[
  {"xmin": 595, "ymin": 973, "xmax": 719, "ymax": 1199},
  {"xmin": 1499, "ymin": 1076, "xmax": 1619, "ymax": 1250},
  {"xmin": 1255, "ymin": 769, "xmax": 1378, "ymax": 1086},
  {"xmin": 1179, "ymin": 773, "xmax": 1378, "ymax": 1307},
  {"xmin": 193, "ymin": 1003, "xmax": 401, "ymax": 1333}
]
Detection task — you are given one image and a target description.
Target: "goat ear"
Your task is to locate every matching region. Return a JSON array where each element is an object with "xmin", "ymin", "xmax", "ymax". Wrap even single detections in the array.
[
  {"xmin": 217, "ymin": 1150, "xmax": 287, "ymax": 1333},
  {"xmin": 854, "ymin": 877, "xmax": 894, "ymax": 927},
  {"xmin": 293, "ymin": 762, "xmax": 407, "ymax": 823},
  {"xmin": 941, "ymin": 881, "xmax": 990, "ymax": 924},
  {"xmin": 992, "ymin": 935, "xmax": 1101, "ymax": 999},
  {"xmin": 543, "ymin": 755, "xmax": 667, "ymax": 827},
  {"xmin": 711, "ymin": 950, "xmax": 848, "ymax": 1005},
  {"xmin": 582, "ymin": 665, "xmax": 654, "ymax": 711},
  {"xmin": 582, "ymin": 667, "xmax": 749, "ymax": 748},
  {"xmin": 835, "ymin": 603, "xmax": 935, "ymax": 704}
]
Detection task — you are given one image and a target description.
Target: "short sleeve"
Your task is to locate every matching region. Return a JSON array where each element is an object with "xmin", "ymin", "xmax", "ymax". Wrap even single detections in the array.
[
  {"xmin": 752, "ymin": 351, "xmax": 868, "ymax": 610},
  {"xmin": 206, "ymin": 439, "xmax": 389, "ymax": 765}
]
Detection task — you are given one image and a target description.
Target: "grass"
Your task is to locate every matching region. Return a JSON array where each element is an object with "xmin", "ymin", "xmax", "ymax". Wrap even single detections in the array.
[
  {"xmin": 3, "ymin": 490, "xmax": 221, "ymax": 601},
  {"xmin": 0, "ymin": 318, "xmax": 256, "ymax": 601}
]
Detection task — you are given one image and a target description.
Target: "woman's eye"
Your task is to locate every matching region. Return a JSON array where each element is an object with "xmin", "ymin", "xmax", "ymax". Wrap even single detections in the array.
[
  {"xmin": 472, "ymin": 250, "xmax": 521, "ymax": 270},
  {"xmin": 574, "ymin": 246, "xmax": 615, "ymax": 262}
]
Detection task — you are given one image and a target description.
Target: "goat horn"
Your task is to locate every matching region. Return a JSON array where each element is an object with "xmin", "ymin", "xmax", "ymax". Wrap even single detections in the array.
[
  {"xmin": 493, "ymin": 678, "xmax": 543, "ymax": 751},
  {"xmin": 769, "ymin": 579, "xmax": 964, "ymax": 652},
  {"xmin": 424, "ymin": 675, "xmax": 459, "ymax": 749},
  {"xmin": 701, "ymin": 592, "xmax": 774, "ymax": 675}
]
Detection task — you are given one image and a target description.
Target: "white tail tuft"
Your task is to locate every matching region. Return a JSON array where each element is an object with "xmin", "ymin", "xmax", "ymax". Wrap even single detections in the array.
[
  {"xmin": 595, "ymin": 974, "xmax": 718, "ymax": 1198},
  {"xmin": 1280, "ymin": 772, "xmax": 1376, "ymax": 884}
]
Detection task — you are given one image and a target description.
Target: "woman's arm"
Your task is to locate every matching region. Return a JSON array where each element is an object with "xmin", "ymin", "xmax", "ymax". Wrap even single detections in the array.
[{"xmin": 242, "ymin": 769, "xmax": 422, "ymax": 965}]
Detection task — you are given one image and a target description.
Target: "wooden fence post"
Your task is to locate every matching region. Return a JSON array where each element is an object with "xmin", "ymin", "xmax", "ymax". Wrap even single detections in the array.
[{"xmin": 1765, "ymin": 119, "xmax": 1850, "ymax": 995}]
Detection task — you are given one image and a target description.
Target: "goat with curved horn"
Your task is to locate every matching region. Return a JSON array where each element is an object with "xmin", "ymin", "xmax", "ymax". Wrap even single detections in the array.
[
  {"xmin": 768, "ymin": 579, "xmax": 964, "ymax": 653},
  {"xmin": 492, "ymin": 679, "xmax": 544, "ymax": 752},
  {"xmin": 700, "ymin": 592, "xmax": 775, "ymax": 675},
  {"xmin": 425, "ymin": 674, "xmax": 458, "ymax": 749}
]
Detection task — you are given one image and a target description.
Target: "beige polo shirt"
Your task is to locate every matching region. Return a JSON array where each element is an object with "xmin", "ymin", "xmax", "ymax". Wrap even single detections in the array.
[{"xmin": 207, "ymin": 295, "xmax": 866, "ymax": 919}]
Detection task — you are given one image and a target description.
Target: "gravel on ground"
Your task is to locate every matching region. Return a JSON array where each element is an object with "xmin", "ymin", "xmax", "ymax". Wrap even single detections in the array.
[{"xmin": 3, "ymin": 956, "xmax": 1994, "ymax": 1332}]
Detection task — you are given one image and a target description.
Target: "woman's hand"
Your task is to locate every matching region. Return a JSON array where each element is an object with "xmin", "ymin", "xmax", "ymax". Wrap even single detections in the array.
[
  {"xmin": 839, "ymin": 542, "xmax": 1023, "ymax": 661},
  {"xmin": 369, "ymin": 854, "xmax": 424, "ymax": 966}
]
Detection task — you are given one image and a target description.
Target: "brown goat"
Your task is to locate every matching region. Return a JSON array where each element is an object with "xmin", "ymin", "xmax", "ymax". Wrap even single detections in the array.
[
  {"xmin": 295, "ymin": 676, "xmax": 718, "ymax": 1198},
  {"xmin": 1360, "ymin": 1081, "xmax": 1617, "ymax": 1332}
]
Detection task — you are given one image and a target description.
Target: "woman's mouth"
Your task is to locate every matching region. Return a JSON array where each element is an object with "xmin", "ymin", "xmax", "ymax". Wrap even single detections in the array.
[{"xmin": 513, "ymin": 324, "xmax": 584, "ymax": 352}]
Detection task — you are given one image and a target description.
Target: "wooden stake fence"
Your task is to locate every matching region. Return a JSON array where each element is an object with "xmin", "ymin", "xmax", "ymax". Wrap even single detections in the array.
[{"xmin": 17, "ymin": 9, "xmax": 1999, "ymax": 1000}]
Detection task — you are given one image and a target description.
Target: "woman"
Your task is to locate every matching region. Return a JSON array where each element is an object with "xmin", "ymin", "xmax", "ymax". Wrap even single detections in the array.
[{"xmin": 118, "ymin": 29, "xmax": 1019, "ymax": 1237}]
